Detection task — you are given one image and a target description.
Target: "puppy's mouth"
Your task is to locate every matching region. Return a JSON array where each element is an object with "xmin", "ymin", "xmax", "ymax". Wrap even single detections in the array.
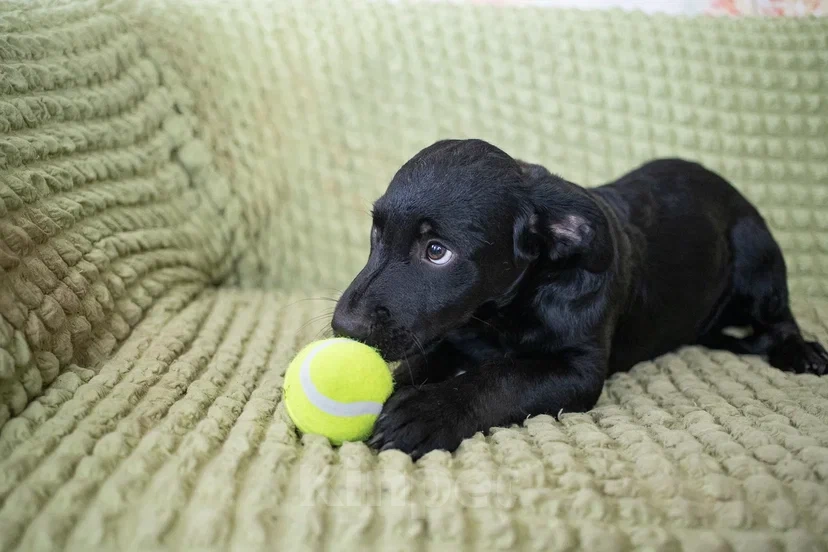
[
  {"xmin": 396, "ymin": 338, "xmax": 439, "ymax": 362},
  {"xmin": 378, "ymin": 307, "xmax": 485, "ymax": 362},
  {"xmin": 375, "ymin": 333, "xmax": 438, "ymax": 363}
]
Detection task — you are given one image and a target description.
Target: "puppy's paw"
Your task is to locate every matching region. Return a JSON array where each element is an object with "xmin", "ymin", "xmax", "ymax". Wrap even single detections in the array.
[
  {"xmin": 368, "ymin": 384, "xmax": 475, "ymax": 459},
  {"xmin": 770, "ymin": 337, "xmax": 828, "ymax": 375},
  {"xmin": 796, "ymin": 340, "xmax": 828, "ymax": 375}
]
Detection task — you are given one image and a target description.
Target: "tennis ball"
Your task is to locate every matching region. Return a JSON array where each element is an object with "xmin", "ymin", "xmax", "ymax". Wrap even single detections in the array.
[{"xmin": 283, "ymin": 338, "xmax": 393, "ymax": 444}]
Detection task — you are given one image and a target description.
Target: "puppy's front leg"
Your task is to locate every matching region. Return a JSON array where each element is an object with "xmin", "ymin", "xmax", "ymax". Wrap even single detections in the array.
[{"xmin": 370, "ymin": 350, "xmax": 606, "ymax": 459}]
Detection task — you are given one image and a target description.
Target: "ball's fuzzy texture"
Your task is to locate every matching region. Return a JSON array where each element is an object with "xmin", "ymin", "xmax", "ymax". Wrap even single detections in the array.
[{"xmin": 283, "ymin": 338, "xmax": 393, "ymax": 444}]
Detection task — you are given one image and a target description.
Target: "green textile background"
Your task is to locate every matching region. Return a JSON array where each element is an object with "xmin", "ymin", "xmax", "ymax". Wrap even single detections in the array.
[{"xmin": 0, "ymin": 1, "xmax": 826, "ymax": 550}]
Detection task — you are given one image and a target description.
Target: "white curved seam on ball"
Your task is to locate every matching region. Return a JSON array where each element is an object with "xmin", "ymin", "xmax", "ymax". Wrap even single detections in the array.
[{"xmin": 300, "ymin": 338, "xmax": 384, "ymax": 417}]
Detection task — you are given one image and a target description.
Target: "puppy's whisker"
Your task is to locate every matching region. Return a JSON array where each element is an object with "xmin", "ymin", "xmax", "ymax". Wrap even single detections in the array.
[
  {"xmin": 305, "ymin": 295, "xmax": 339, "ymax": 305},
  {"xmin": 322, "ymin": 288, "xmax": 344, "ymax": 300},
  {"xmin": 301, "ymin": 309, "xmax": 335, "ymax": 322},
  {"xmin": 300, "ymin": 317, "xmax": 333, "ymax": 333},
  {"xmin": 309, "ymin": 324, "xmax": 334, "ymax": 342},
  {"xmin": 408, "ymin": 331, "xmax": 428, "ymax": 390},
  {"xmin": 298, "ymin": 311, "xmax": 335, "ymax": 335},
  {"xmin": 276, "ymin": 296, "xmax": 340, "ymax": 317},
  {"xmin": 470, "ymin": 315, "xmax": 504, "ymax": 337},
  {"xmin": 400, "ymin": 347, "xmax": 417, "ymax": 390},
  {"xmin": 411, "ymin": 332, "xmax": 427, "ymax": 360}
]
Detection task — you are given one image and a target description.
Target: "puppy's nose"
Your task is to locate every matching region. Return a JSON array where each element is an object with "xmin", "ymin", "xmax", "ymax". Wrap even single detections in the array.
[{"xmin": 331, "ymin": 310, "xmax": 371, "ymax": 342}]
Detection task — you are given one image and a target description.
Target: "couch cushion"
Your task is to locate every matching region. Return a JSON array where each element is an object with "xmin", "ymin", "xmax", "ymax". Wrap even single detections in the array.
[
  {"xmin": 124, "ymin": 0, "xmax": 828, "ymax": 295},
  {"xmin": 0, "ymin": 1, "xmax": 238, "ymax": 424},
  {"xmin": 1, "ymin": 289, "xmax": 826, "ymax": 550}
]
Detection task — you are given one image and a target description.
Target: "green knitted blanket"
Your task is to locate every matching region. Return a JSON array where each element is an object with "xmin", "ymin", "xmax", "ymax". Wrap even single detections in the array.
[{"xmin": 1, "ymin": 1, "xmax": 827, "ymax": 550}]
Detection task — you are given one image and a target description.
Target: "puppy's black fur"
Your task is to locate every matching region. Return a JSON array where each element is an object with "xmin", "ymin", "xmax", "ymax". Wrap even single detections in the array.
[{"xmin": 332, "ymin": 139, "xmax": 828, "ymax": 459}]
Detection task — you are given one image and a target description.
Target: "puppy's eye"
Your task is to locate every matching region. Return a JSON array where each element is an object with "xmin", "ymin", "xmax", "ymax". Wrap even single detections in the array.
[{"xmin": 426, "ymin": 241, "xmax": 453, "ymax": 265}]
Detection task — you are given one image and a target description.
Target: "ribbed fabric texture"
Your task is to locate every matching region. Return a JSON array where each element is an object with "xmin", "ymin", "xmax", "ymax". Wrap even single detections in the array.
[
  {"xmin": 0, "ymin": 1, "xmax": 827, "ymax": 550},
  {"xmin": 0, "ymin": 0, "xmax": 244, "ymax": 428},
  {"xmin": 124, "ymin": 0, "xmax": 828, "ymax": 295}
]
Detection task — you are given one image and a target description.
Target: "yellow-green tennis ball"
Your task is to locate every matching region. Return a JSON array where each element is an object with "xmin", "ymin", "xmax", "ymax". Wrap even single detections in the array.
[{"xmin": 283, "ymin": 338, "xmax": 393, "ymax": 444}]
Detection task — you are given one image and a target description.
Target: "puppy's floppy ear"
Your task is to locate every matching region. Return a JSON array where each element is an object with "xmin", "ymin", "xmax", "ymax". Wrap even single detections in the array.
[
  {"xmin": 513, "ymin": 209, "xmax": 608, "ymax": 270},
  {"xmin": 512, "ymin": 160, "xmax": 553, "ymax": 264},
  {"xmin": 512, "ymin": 164, "xmax": 613, "ymax": 272},
  {"xmin": 516, "ymin": 160, "xmax": 553, "ymax": 181},
  {"xmin": 550, "ymin": 214, "xmax": 593, "ymax": 259},
  {"xmin": 545, "ymin": 208, "xmax": 614, "ymax": 272},
  {"xmin": 513, "ymin": 209, "xmax": 541, "ymax": 263}
]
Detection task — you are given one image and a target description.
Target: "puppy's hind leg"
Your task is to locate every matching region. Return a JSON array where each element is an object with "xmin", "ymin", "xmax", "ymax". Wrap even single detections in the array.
[{"xmin": 724, "ymin": 217, "xmax": 828, "ymax": 375}]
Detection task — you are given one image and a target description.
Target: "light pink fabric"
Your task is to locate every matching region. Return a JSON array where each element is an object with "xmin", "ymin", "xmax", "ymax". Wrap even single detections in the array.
[{"xmin": 413, "ymin": 0, "xmax": 826, "ymax": 16}]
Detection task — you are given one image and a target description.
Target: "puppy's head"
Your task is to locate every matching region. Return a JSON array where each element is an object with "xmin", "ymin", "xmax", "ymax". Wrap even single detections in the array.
[{"xmin": 331, "ymin": 139, "xmax": 609, "ymax": 360}]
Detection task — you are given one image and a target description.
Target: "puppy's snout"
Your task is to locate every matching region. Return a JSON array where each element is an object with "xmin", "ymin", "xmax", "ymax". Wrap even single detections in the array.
[
  {"xmin": 331, "ymin": 309, "xmax": 370, "ymax": 342},
  {"xmin": 331, "ymin": 305, "xmax": 389, "ymax": 343}
]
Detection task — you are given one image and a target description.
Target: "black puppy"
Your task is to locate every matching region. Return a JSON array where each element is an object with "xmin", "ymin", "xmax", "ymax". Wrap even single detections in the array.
[{"xmin": 332, "ymin": 139, "xmax": 828, "ymax": 459}]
